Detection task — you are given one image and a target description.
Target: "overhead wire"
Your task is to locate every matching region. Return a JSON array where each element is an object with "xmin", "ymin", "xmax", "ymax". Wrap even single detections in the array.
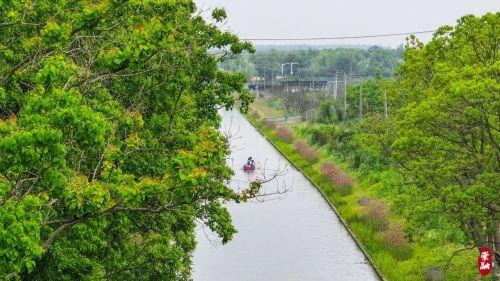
[{"xmin": 240, "ymin": 30, "xmax": 436, "ymax": 41}]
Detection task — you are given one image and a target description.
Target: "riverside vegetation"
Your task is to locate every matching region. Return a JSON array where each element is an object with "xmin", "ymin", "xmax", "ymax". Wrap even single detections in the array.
[
  {"xmin": 247, "ymin": 12, "xmax": 499, "ymax": 281},
  {"xmin": 0, "ymin": 1, "xmax": 497, "ymax": 280},
  {"xmin": 0, "ymin": 1, "xmax": 258, "ymax": 280}
]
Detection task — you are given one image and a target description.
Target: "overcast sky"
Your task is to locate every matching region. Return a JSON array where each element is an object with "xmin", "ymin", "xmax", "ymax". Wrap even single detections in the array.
[{"xmin": 194, "ymin": 0, "xmax": 499, "ymax": 47}]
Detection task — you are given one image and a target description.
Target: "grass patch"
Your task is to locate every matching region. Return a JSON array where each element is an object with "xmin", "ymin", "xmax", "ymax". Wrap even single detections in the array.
[{"xmin": 250, "ymin": 96, "xmax": 283, "ymax": 118}]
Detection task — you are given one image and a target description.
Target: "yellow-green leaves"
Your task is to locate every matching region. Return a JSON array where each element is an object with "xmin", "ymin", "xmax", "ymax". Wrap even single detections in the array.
[
  {"xmin": 393, "ymin": 13, "xmax": 499, "ymax": 251},
  {"xmin": 124, "ymin": 132, "xmax": 145, "ymax": 150},
  {"xmin": 73, "ymin": 0, "xmax": 111, "ymax": 30},
  {"xmin": 0, "ymin": 196, "xmax": 45, "ymax": 276},
  {"xmin": 35, "ymin": 55, "xmax": 79, "ymax": 87},
  {"xmin": 99, "ymin": 47, "xmax": 130, "ymax": 70},
  {"xmin": 40, "ymin": 20, "xmax": 72, "ymax": 49},
  {"xmin": 66, "ymin": 177, "xmax": 112, "ymax": 215},
  {"xmin": 1, "ymin": 0, "xmax": 254, "ymax": 278}
]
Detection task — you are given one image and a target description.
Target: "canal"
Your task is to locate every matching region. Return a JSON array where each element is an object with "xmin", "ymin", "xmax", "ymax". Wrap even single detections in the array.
[{"xmin": 192, "ymin": 110, "xmax": 379, "ymax": 281}]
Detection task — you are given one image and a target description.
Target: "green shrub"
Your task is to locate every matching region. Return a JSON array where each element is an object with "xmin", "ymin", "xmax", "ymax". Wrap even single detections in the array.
[
  {"xmin": 318, "ymin": 101, "xmax": 334, "ymax": 123},
  {"xmin": 310, "ymin": 127, "xmax": 330, "ymax": 146}
]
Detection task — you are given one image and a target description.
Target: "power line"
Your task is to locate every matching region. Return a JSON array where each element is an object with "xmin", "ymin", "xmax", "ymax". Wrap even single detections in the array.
[{"xmin": 241, "ymin": 30, "xmax": 435, "ymax": 41}]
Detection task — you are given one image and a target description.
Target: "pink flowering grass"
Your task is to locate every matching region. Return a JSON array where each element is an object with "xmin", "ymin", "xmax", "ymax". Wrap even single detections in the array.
[
  {"xmin": 294, "ymin": 141, "xmax": 318, "ymax": 163},
  {"xmin": 275, "ymin": 127, "xmax": 293, "ymax": 143},
  {"xmin": 363, "ymin": 200, "xmax": 389, "ymax": 231},
  {"xmin": 320, "ymin": 162, "xmax": 353, "ymax": 195}
]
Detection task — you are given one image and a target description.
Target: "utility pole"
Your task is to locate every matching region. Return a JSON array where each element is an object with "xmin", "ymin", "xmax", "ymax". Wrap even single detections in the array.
[
  {"xmin": 290, "ymin": 62, "xmax": 299, "ymax": 75},
  {"xmin": 281, "ymin": 63, "xmax": 290, "ymax": 77},
  {"xmin": 281, "ymin": 62, "xmax": 298, "ymax": 94},
  {"xmin": 343, "ymin": 72, "xmax": 347, "ymax": 122},
  {"xmin": 281, "ymin": 62, "xmax": 298, "ymax": 76}
]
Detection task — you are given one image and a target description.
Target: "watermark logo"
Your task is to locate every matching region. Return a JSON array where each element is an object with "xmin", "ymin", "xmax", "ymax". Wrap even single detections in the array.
[{"xmin": 478, "ymin": 247, "xmax": 493, "ymax": 276}]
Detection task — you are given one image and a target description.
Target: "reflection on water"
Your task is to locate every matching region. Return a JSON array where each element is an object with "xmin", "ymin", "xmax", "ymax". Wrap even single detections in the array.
[{"xmin": 192, "ymin": 111, "xmax": 378, "ymax": 281}]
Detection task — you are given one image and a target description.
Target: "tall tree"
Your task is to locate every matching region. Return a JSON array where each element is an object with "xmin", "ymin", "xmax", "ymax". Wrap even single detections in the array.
[
  {"xmin": 391, "ymin": 13, "xmax": 499, "ymax": 272},
  {"xmin": 0, "ymin": 1, "xmax": 254, "ymax": 279}
]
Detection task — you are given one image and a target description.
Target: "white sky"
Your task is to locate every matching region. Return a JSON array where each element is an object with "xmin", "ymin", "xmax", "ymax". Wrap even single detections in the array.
[{"xmin": 194, "ymin": 0, "xmax": 500, "ymax": 47}]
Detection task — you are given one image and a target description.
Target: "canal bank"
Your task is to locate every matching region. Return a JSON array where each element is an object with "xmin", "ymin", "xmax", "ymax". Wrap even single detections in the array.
[
  {"xmin": 192, "ymin": 111, "xmax": 379, "ymax": 281},
  {"xmin": 244, "ymin": 100, "xmax": 481, "ymax": 281},
  {"xmin": 243, "ymin": 114, "xmax": 386, "ymax": 281}
]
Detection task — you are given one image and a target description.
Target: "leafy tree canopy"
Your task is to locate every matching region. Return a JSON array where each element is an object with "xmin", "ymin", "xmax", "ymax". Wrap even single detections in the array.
[
  {"xmin": 0, "ymin": 0, "xmax": 254, "ymax": 279},
  {"xmin": 391, "ymin": 13, "xmax": 499, "ymax": 259}
]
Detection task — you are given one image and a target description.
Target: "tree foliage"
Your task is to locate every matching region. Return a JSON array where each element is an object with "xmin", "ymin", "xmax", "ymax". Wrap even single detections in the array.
[
  {"xmin": 221, "ymin": 46, "xmax": 404, "ymax": 80},
  {"xmin": 391, "ymin": 13, "xmax": 499, "ymax": 261},
  {"xmin": 255, "ymin": 12, "xmax": 498, "ymax": 279},
  {"xmin": 0, "ymin": 0, "xmax": 254, "ymax": 279}
]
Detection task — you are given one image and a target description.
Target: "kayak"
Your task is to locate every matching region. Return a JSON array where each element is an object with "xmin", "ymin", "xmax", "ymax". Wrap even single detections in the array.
[{"xmin": 243, "ymin": 164, "xmax": 256, "ymax": 172}]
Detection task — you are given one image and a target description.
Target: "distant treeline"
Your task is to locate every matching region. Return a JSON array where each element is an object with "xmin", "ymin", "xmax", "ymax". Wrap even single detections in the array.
[{"xmin": 221, "ymin": 45, "xmax": 405, "ymax": 80}]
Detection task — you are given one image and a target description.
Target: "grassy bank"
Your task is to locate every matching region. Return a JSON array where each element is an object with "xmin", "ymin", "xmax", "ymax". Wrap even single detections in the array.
[{"xmin": 245, "ymin": 104, "xmax": 480, "ymax": 280}]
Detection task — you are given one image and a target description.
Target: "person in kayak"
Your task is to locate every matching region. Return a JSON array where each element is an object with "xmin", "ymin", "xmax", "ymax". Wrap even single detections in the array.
[{"xmin": 246, "ymin": 157, "xmax": 255, "ymax": 167}]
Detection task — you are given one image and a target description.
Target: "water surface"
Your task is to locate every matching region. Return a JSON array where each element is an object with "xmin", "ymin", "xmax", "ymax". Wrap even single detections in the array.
[{"xmin": 192, "ymin": 111, "xmax": 378, "ymax": 281}]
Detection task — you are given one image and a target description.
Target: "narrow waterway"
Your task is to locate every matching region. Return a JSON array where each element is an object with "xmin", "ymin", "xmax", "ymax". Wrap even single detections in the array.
[{"xmin": 192, "ymin": 111, "xmax": 379, "ymax": 281}]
